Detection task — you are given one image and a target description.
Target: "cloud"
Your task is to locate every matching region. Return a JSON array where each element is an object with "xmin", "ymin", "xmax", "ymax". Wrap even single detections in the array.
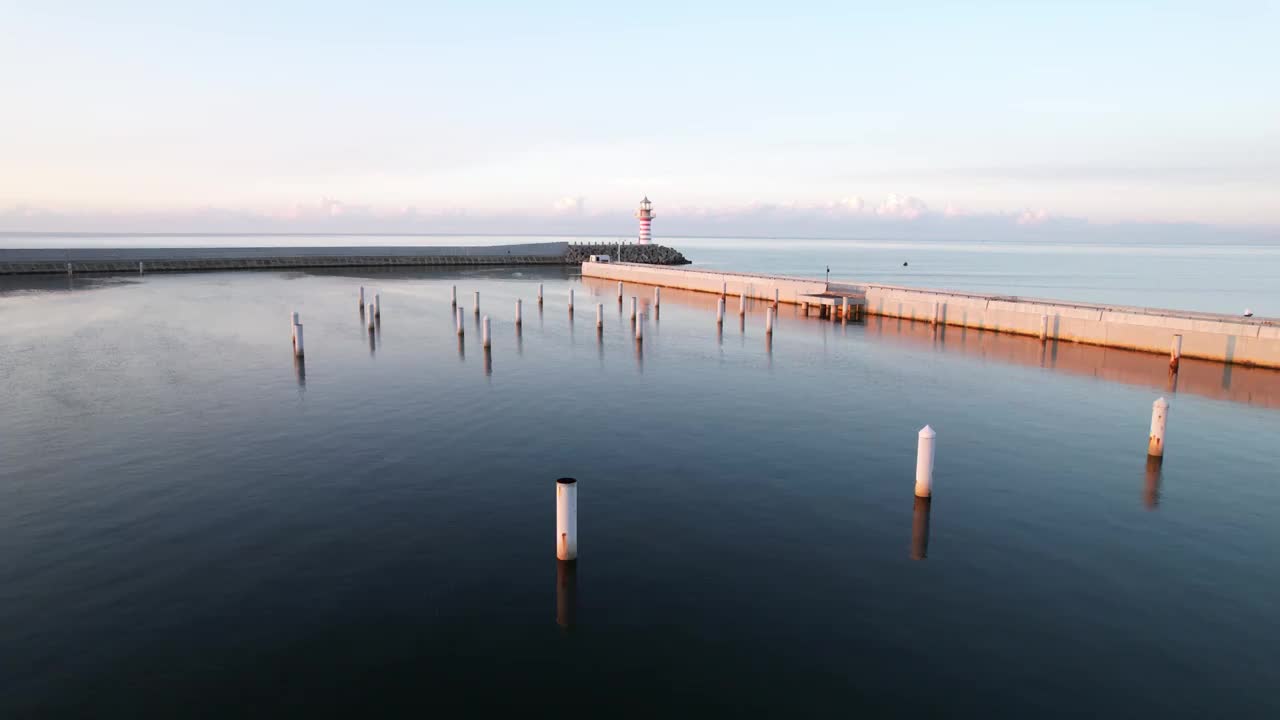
[
  {"xmin": 875, "ymin": 193, "xmax": 927, "ymax": 220},
  {"xmin": 1016, "ymin": 208, "xmax": 1049, "ymax": 225},
  {"xmin": 552, "ymin": 195, "xmax": 586, "ymax": 214}
]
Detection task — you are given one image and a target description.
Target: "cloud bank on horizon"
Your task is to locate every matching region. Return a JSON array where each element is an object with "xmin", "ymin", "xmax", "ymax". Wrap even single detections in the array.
[{"xmin": 1, "ymin": 1, "xmax": 1277, "ymax": 238}]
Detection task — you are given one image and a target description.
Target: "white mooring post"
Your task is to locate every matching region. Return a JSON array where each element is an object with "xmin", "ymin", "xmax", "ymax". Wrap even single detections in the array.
[
  {"xmin": 473, "ymin": 291, "xmax": 480, "ymax": 315},
  {"xmin": 915, "ymin": 425, "xmax": 936, "ymax": 497},
  {"xmin": 451, "ymin": 285, "xmax": 457, "ymax": 306},
  {"xmin": 482, "ymin": 316, "xmax": 491, "ymax": 349},
  {"xmin": 635, "ymin": 311, "xmax": 644, "ymax": 341},
  {"xmin": 617, "ymin": 281, "xmax": 623, "ymax": 300},
  {"xmin": 515, "ymin": 299, "xmax": 523, "ymax": 326},
  {"xmin": 368, "ymin": 309, "xmax": 376, "ymax": 331},
  {"xmin": 293, "ymin": 323, "xmax": 305, "ymax": 358},
  {"xmin": 374, "ymin": 294, "xmax": 381, "ymax": 317},
  {"xmin": 739, "ymin": 293, "xmax": 746, "ymax": 316},
  {"xmin": 1170, "ymin": 335, "xmax": 1182, "ymax": 371},
  {"xmin": 359, "ymin": 286, "xmax": 365, "ymax": 308},
  {"xmin": 766, "ymin": 307, "xmax": 775, "ymax": 334},
  {"xmin": 556, "ymin": 478, "xmax": 578, "ymax": 560},
  {"xmin": 630, "ymin": 297, "xmax": 638, "ymax": 320},
  {"xmin": 569, "ymin": 288, "xmax": 575, "ymax": 311},
  {"xmin": 456, "ymin": 307, "xmax": 464, "ymax": 336},
  {"xmin": 717, "ymin": 297, "xmax": 725, "ymax": 324},
  {"xmin": 654, "ymin": 287, "xmax": 660, "ymax": 308},
  {"xmin": 1148, "ymin": 397, "xmax": 1169, "ymax": 457},
  {"xmin": 290, "ymin": 312, "xmax": 299, "ymax": 345},
  {"xmin": 538, "ymin": 283, "xmax": 544, "ymax": 305},
  {"xmin": 1040, "ymin": 314, "xmax": 1048, "ymax": 342},
  {"xmin": 596, "ymin": 303, "xmax": 603, "ymax": 329}
]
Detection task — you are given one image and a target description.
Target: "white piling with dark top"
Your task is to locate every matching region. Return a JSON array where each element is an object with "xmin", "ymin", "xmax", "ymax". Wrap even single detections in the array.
[
  {"xmin": 766, "ymin": 307, "xmax": 774, "ymax": 334},
  {"xmin": 1148, "ymin": 397, "xmax": 1169, "ymax": 457},
  {"xmin": 516, "ymin": 299, "xmax": 523, "ymax": 326},
  {"xmin": 654, "ymin": 287, "xmax": 660, "ymax": 308},
  {"xmin": 290, "ymin": 312, "xmax": 299, "ymax": 345},
  {"xmin": 915, "ymin": 425, "xmax": 936, "ymax": 497},
  {"xmin": 374, "ymin": 294, "xmax": 381, "ymax": 317},
  {"xmin": 630, "ymin": 297, "xmax": 637, "ymax": 320},
  {"xmin": 293, "ymin": 323, "xmax": 304, "ymax": 357},
  {"xmin": 1170, "ymin": 335, "xmax": 1182, "ymax": 371},
  {"xmin": 359, "ymin": 286, "xmax": 365, "ymax": 308},
  {"xmin": 569, "ymin": 289, "xmax": 574, "ymax": 311},
  {"xmin": 556, "ymin": 477, "xmax": 578, "ymax": 560},
  {"xmin": 482, "ymin": 316, "xmax": 491, "ymax": 349},
  {"xmin": 456, "ymin": 307, "xmax": 464, "ymax": 336},
  {"xmin": 617, "ymin": 281, "xmax": 623, "ymax": 300},
  {"xmin": 538, "ymin": 283, "xmax": 544, "ymax": 305},
  {"xmin": 717, "ymin": 297, "xmax": 725, "ymax": 324},
  {"xmin": 596, "ymin": 303, "xmax": 603, "ymax": 328},
  {"xmin": 451, "ymin": 285, "xmax": 457, "ymax": 306},
  {"xmin": 1040, "ymin": 314, "xmax": 1048, "ymax": 342},
  {"xmin": 473, "ymin": 291, "xmax": 480, "ymax": 315}
]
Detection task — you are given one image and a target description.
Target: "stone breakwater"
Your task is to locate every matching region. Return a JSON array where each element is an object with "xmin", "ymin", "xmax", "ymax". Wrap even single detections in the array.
[
  {"xmin": 0, "ymin": 241, "xmax": 691, "ymax": 274},
  {"xmin": 565, "ymin": 242, "xmax": 690, "ymax": 266}
]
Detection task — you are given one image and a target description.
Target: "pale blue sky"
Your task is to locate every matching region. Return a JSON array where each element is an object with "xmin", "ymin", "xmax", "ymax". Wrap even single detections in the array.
[{"xmin": 1, "ymin": 1, "xmax": 1277, "ymax": 234}]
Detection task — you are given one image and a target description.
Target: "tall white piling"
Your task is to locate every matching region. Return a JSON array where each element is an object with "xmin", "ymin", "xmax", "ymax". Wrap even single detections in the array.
[
  {"xmin": 516, "ymin": 299, "xmax": 523, "ymax": 326},
  {"xmin": 766, "ymin": 307, "xmax": 774, "ymax": 334},
  {"xmin": 617, "ymin": 281, "xmax": 623, "ymax": 300},
  {"xmin": 290, "ymin": 311, "xmax": 299, "ymax": 345},
  {"xmin": 915, "ymin": 425, "xmax": 936, "ymax": 498},
  {"xmin": 569, "ymin": 289, "xmax": 575, "ymax": 311},
  {"xmin": 451, "ymin": 285, "xmax": 457, "ymax": 306},
  {"xmin": 717, "ymin": 297, "xmax": 725, "ymax": 324},
  {"xmin": 596, "ymin": 303, "xmax": 603, "ymax": 329},
  {"xmin": 482, "ymin": 315, "xmax": 491, "ymax": 349},
  {"xmin": 456, "ymin": 307, "xmax": 464, "ymax": 336},
  {"xmin": 739, "ymin": 293, "xmax": 746, "ymax": 316},
  {"xmin": 473, "ymin": 291, "xmax": 480, "ymax": 315},
  {"xmin": 374, "ymin": 293, "xmax": 381, "ymax": 317},
  {"xmin": 368, "ymin": 309, "xmax": 376, "ymax": 331},
  {"xmin": 1148, "ymin": 397, "xmax": 1169, "ymax": 457},
  {"xmin": 1170, "ymin": 335, "xmax": 1182, "ymax": 371},
  {"xmin": 359, "ymin": 286, "xmax": 365, "ymax": 308},
  {"xmin": 1040, "ymin": 314, "xmax": 1048, "ymax": 342},
  {"xmin": 654, "ymin": 287, "xmax": 660, "ymax": 308},
  {"xmin": 293, "ymin": 323, "xmax": 304, "ymax": 357},
  {"xmin": 538, "ymin": 283, "xmax": 544, "ymax": 305},
  {"xmin": 556, "ymin": 478, "xmax": 578, "ymax": 560},
  {"xmin": 630, "ymin": 297, "xmax": 637, "ymax": 320}
]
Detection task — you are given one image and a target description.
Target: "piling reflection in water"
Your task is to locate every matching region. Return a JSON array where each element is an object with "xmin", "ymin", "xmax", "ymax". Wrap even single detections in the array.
[
  {"xmin": 293, "ymin": 355, "xmax": 306, "ymax": 389},
  {"xmin": 457, "ymin": 335, "xmax": 465, "ymax": 361},
  {"xmin": 1144, "ymin": 456, "xmax": 1162, "ymax": 509},
  {"xmin": 911, "ymin": 496, "xmax": 931, "ymax": 560},
  {"xmin": 483, "ymin": 348, "xmax": 492, "ymax": 377},
  {"xmin": 368, "ymin": 328, "xmax": 377, "ymax": 356},
  {"xmin": 556, "ymin": 559, "xmax": 577, "ymax": 629}
]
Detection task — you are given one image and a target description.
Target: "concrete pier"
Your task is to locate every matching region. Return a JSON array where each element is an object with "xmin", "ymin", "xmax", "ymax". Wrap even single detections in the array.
[{"xmin": 581, "ymin": 261, "xmax": 1280, "ymax": 369}]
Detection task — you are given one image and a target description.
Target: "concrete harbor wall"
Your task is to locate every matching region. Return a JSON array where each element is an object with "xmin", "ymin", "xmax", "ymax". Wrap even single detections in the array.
[
  {"xmin": 581, "ymin": 261, "xmax": 1280, "ymax": 368},
  {"xmin": 0, "ymin": 242, "xmax": 570, "ymax": 274}
]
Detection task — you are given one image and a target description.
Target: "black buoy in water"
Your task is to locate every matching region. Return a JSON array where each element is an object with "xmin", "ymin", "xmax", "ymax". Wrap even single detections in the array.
[{"xmin": 903, "ymin": 261, "xmax": 909, "ymax": 267}]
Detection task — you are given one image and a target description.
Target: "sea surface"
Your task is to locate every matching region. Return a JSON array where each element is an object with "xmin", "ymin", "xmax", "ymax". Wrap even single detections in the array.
[
  {"xmin": 5, "ymin": 232, "xmax": 1279, "ymax": 315},
  {"xmin": 1, "ymin": 250, "xmax": 1279, "ymax": 715}
]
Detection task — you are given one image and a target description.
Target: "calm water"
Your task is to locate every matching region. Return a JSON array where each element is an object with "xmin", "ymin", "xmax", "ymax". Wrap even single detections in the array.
[
  {"xmin": 6, "ymin": 232, "xmax": 1280, "ymax": 315},
  {"xmin": 2, "ymin": 267, "xmax": 1279, "ymax": 716}
]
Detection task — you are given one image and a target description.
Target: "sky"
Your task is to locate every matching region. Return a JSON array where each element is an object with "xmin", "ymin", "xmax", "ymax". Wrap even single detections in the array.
[{"xmin": 1, "ymin": 1, "xmax": 1278, "ymax": 238}]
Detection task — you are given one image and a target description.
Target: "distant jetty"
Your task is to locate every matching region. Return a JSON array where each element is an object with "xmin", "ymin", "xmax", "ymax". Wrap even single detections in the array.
[{"xmin": 0, "ymin": 241, "xmax": 689, "ymax": 275}]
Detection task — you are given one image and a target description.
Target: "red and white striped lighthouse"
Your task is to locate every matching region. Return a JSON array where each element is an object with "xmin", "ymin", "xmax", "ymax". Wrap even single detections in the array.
[{"xmin": 635, "ymin": 196, "xmax": 655, "ymax": 245}]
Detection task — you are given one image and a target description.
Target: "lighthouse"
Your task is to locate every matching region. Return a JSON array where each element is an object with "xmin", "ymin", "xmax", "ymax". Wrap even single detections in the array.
[{"xmin": 635, "ymin": 196, "xmax": 655, "ymax": 245}]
